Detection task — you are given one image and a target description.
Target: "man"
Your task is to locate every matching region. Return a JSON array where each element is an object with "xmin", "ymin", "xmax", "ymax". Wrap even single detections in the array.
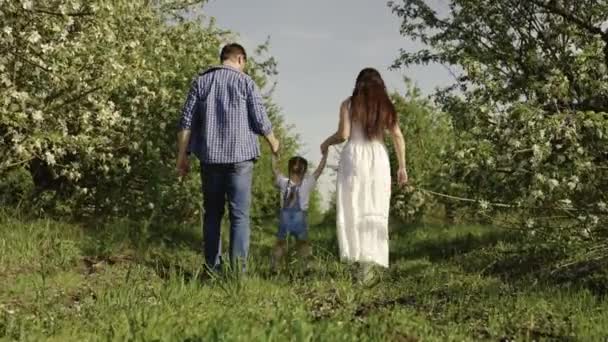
[{"xmin": 176, "ymin": 43, "xmax": 280, "ymax": 273}]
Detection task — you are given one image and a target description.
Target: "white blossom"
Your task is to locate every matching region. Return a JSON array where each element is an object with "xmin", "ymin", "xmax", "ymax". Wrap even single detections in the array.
[
  {"xmin": 526, "ymin": 218, "xmax": 535, "ymax": 228},
  {"xmin": 32, "ymin": 110, "xmax": 43, "ymax": 122},
  {"xmin": 44, "ymin": 151, "xmax": 56, "ymax": 166},
  {"xmin": 21, "ymin": 0, "xmax": 33, "ymax": 10},
  {"xmin": 534, "ymin": 173, "xmax": 546, "ymax": 183},
  {"xmin": 27, "ymin": 31, "xmax": 41, "ymax": 44},
  {"xmin": 11, "ymin": 133, "xmax": 23, "ymax": 143},
  {"xmin": 478, "ymin": 200, "xmax": 490, "ymax": 211},
  {"xmin": 531, "ymin": 190, "xmax": 544, "ymax": 199},
  {"xmin": 41, "ymin": 44, "xmax": 53, "ymax": 54},
  {"xmin": 547, "ymin": 179, "xmax": 559, "ymax": 190},
  {"xmin": 532, "ymin": 144, "xmax": 541, "ymax": 157},
  {"xmin": 119, "ymin": 157, "xmax": 130, "ymax": 168},
  {"xmin": 509, "ymin": 139, "xmax": 522, "ymax": 148},
  {"xmin": 3, "ymin": 26, "xmax": 12, "ymax": 35},
  {"xmin": 67, "ymin": 171, "xmax": 82, "ymax": 181},
  {"xmin": 589, "ymin": 215, "xmax": 599, "ymax": 226},
  {"xmin": 14, "ymin": 144, "xmax": 26, "ymax": 156}
]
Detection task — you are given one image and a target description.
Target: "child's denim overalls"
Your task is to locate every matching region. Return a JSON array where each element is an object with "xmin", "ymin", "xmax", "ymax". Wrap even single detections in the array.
[{"xmin": 278, "ymin": 182, "xmax": 308, "ymax": 240}]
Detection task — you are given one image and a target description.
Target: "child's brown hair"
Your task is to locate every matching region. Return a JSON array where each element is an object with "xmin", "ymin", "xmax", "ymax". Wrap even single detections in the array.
[{"xmin": 288, "ymin": 156, "xmax": 308, "ymax": 178}]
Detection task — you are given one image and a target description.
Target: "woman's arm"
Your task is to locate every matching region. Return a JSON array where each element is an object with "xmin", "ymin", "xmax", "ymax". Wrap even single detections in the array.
[
  {"xmin": 312, "ymin": 152, "xmax": 328, "ymax": 180},
  {"xmin": 321, "ymin": 99, "xmax": 351, "ymax": 154},
  {"xmin": 389, "ymin": 123, "xmax": 408, "ymax": 185}
]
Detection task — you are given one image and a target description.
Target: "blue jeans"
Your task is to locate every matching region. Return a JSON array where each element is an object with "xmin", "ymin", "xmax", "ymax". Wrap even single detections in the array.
[
  {"xmin": 277, "ymin": 208, "xmax": 308, "ymax": 240},
  {"xmin": 200, "ymin": 160, "xmax": 254, "ymax": 272}
]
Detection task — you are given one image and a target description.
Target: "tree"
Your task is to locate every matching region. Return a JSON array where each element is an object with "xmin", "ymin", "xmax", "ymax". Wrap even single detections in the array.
[
  {"xmin": 390, "ymin": 0, "xmax": 608, "ymax": 243},
  {"xmin": 0, "ymin": 0, "xmax": 298, "ymax": 225}
]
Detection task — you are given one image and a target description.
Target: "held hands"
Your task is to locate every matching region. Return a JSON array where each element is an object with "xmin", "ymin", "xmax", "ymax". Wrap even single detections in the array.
[
  {"xmin": 270, "ymin": 136, "xmax": 280, "ymax": 155},
  {"xmin": 265, "ymin": 133, "xmax": 280, "ymax": 156}
]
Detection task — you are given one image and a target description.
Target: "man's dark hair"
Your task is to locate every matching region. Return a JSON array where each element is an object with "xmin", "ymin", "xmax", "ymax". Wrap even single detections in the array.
[{"xmin": 220, "ymin": 43, "xmax": 247, "ymax": 62}]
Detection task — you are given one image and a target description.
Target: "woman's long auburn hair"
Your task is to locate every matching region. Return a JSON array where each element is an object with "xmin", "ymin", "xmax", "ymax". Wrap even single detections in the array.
[{"xmin": 350, "ymin": 68, "xmax": 397, "ymax": 140}]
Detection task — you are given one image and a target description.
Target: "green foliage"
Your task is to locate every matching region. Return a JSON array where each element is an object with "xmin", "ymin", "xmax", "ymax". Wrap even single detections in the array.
[
  {"xmin": 0, "ymin": 0, "xmax": 298, "ymax": 224},
  {"xmin": 390, "ymin": 0, "xmax": 608, "ymax": 247}
]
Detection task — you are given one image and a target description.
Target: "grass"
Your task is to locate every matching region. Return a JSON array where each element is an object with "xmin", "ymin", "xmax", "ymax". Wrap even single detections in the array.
[{"xmin": 1, "ymin": 213, "xmax": 607, "ymax": 341}]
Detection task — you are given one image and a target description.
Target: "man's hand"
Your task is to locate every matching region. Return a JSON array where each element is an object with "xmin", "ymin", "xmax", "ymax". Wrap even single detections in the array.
[
  {"xmin": 270, "ymin": 137, "xmax": 280, "ymax": 155},
  {"xmin": 176, "ymin": 154, "xmax": 190, "ymax": 178},
  {"xmin": 176, "ymin": 130, "xmax": 192, "ymax": 178},
  {"xmin": 265, "ymin": 132, "xmax": 280, "ymax": 155}
]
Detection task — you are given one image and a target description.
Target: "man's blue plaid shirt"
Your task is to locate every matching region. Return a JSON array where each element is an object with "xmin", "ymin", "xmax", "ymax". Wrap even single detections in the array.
[{"xmin": 179, "ymin": 65, "xmax": 273, "ymax": 164}]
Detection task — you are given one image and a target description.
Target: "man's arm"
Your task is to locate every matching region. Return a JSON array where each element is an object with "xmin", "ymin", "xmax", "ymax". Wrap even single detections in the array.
[
  {"xmin": 247, "ymin": 80, "xmax": 279, "ymax": 154},
  {"xmin": 176, "ymin": 79, "xmax": 198, "ymax": 177}
]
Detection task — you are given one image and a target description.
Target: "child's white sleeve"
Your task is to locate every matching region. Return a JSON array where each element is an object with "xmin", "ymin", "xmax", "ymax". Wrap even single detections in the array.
[
  {"xmin": 275, "ymin": 175, "xmax": 288, "ymax": 189},
  {"xmin": 302, "ymin": 175, "xmax": 317, "ymax": 194}
]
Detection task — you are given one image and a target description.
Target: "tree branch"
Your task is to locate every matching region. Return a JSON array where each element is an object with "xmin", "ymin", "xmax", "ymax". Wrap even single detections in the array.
[
  {"xmin": 0, "ymin": 157, "xmax": 35, "ymax": 171},
  {"xmin": 30, "ymin": 9, "xmax": 94, "ymax": 17},
  {"xmin": 54, "ymin": 86, "xmax": 104, "ymax": 109},
  {"xmin": 529, "ymin": 0, "xmax": 606, "ymax": 38}
]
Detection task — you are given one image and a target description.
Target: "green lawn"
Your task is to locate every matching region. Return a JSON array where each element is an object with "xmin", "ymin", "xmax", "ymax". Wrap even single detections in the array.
[{"xmin": 1, "ymin": 214, "xmax": 607, "ymax": 341}]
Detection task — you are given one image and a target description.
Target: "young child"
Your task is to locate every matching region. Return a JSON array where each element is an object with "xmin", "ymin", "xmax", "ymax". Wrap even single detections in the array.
[{"xmin": 271, "ymin": 152, "xmax": 328, "ymax": 271}]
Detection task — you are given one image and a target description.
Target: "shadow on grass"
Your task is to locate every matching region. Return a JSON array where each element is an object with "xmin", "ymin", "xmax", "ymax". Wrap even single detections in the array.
[{"xmin": 389, "ymin": 224, "xmax": 517, "ymax": 263}]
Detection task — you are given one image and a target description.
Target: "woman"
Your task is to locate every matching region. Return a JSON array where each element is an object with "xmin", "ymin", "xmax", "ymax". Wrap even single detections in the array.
[{"xmin": 321, "ymin": 68, "xmax": 408, "ymax": 283}]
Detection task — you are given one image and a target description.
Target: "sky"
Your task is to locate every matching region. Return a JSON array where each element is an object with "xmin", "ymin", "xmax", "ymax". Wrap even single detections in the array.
[{"xmin": 202, "ymin": 0, "xmax": 453, "ymax": 209}]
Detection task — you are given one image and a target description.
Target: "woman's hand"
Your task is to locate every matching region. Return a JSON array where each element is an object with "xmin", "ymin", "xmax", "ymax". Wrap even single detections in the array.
[{"xmin": 397, "ymin": 167, "xmax": 408, "ymax": 186}]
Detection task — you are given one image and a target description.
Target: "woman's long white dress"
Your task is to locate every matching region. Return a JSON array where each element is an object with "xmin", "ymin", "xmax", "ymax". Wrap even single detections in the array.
[{"xmin": 336, "ymin": 114, "xmax": 391, "ymax": 267}]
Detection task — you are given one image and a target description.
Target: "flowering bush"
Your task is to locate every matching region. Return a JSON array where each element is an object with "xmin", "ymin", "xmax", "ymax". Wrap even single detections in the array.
[
  {"xmin": 0, "ymin": 0, "xmax": 298, "ymax": 224},
  {"xmin": 390, "ymin": 0, "xmax": 608, "ymax": 252}
]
